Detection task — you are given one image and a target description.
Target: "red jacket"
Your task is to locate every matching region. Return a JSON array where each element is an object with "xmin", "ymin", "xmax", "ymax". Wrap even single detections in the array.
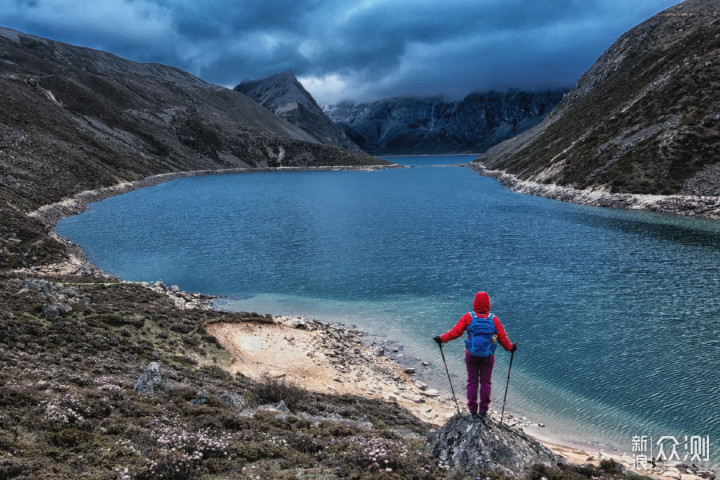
[{"xmin": 440, "ymin": 292, "xmax": 513, "ymax": 352}]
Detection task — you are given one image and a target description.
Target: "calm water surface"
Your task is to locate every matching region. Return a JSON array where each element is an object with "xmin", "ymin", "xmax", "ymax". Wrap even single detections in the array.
[{"xmin": 57, "ymin": 155, "xmax": 720, "ymax": 462}]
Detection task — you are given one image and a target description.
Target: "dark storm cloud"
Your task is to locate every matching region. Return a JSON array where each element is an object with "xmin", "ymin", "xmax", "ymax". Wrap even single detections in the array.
[{"xmin": 2, "ymin": 0, "xmax": 682, "ymax": 105}]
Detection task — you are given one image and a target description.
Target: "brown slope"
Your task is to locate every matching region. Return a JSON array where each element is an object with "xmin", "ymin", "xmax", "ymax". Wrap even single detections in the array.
[{"xmin": 477, "ymin": 0, "xmax": 720, "ymax": 196}]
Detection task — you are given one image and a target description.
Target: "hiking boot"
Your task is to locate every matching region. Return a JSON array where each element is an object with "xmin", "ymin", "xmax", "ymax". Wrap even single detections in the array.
[{"xmin": 473, "ymin": 412, "xmax": 487, "ymax": 423}]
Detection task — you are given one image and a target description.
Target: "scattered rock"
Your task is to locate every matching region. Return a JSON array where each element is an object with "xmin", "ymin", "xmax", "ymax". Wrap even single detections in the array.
[
  {"xmin": 401, "ymin": 392, "xmax": 424, "ymax": 403},
  {"xmin": 218, "ymin": 392, "xmax": 247, "ymax": 409},
  {"xmin": 287, "ymin": 318, "xmax": 308, "ymax": 329},
  {"xmin": 257, "ymin": 400, "xmax": 291, "ymax": 415},
  {"xmin": 275, "ymin": 400, "xmax": 291, "ymax": 414},
  {"xmin": 42, "ymin": 303, "xmax": 72, "ymax": 318},
  {"xmin": 390, "ymin": 426, "xmax": 423, "ymax": 440},
  {"xmin": 134, "ymin": 362, "xmax": 167, "ymax": 395},
  {"xmin": 4, "ymin": 175, "xmax": 18, "ymax": 187},
  {"xmin": 404, "ymin": 367, "xmax": 416, "ymax": 374},
  {"xmin": 190, "ymin": 390, "xmax": 209, "ymax": 406},
  {"xmin": 296, "ymin": 411, "xmax": 374, "ymax": 429},
  {"xmin": 414, "ymin": 380, "xmax": 427, "ymax": 391},
  {"xmin": 23, "ymin": 278, "xmax": 53, "ymax": 295}
]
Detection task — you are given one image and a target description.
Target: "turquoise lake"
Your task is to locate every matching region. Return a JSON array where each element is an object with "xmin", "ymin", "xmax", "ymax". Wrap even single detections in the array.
[{"xmin": 56, "ymin": 155, "xmax": 720, "ymax": 462}]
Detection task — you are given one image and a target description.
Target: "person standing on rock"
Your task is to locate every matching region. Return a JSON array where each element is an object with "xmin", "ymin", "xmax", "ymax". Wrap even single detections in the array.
[{"xmin": 433, "ymin": 291, "xmax": 517, "ymax": 420}]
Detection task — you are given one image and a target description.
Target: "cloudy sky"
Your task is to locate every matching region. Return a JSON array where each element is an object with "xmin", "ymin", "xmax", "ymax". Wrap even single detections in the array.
[{"xmin": 4, "ymin": 0, "xmax": 681, "ymax": 105}]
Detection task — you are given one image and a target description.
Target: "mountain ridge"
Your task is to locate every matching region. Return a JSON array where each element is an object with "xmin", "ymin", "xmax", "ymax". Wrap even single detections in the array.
[
  {"xmin": 325, "ymin": 89, "xmax": 568, "ymax": 154},
  {"xmin": 235, "ymin": 69, "xmax": 360, "ymax": 151}
]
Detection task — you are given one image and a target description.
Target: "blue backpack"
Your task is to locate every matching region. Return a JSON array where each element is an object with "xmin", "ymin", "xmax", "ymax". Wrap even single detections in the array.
[{"xmin": 465, "ymin": 312, "xmax": 498, "ymax": 357}]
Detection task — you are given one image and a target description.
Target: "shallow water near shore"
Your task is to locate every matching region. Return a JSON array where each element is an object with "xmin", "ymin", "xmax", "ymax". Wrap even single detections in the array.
[{"xmin": 57, "ymin": 155, "xmax": 720, "ymax": 465}]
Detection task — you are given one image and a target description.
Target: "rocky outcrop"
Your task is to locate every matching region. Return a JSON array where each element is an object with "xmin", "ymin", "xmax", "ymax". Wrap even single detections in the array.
[
  {"xmin": 189, "ymin": 390, "xmax": 209, "ymax": 406},
  {"xmin": 430, "ymin": 414, "xmax": 561, "ymax": 477},
  {"xmin": 11, "ymin": 278, "xmax": 92, "ymax": 319},
  {"xmin": 134, "ymin": 362, "xmax": 168, "ymax": 395},
  {"xmin": 235, "ymin": 70, "xmax": 360, "ymax": 151},
  {"xmin": 325, "ymin": 89, "xmax": 567, "ymax": 154},
  {"xmin": 476, "ymin": 0, "xmax": 720, "ymax": 198},
  {"xmin": 41, "ymin": 303, "xmax": 72, "ymax": 319}
]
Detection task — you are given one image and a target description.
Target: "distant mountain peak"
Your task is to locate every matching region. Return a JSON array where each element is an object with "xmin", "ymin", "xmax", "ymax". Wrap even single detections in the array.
[
  {"xmin": 325, "ymin": 89, "xmax": 568, "ymax": 155},
  {"xmin": 237, "ymin": 69, "xmax": 314, "ymax": 111},
  {"xmin": 235, "ymin": 70, "xmax": 360, "ymax": 151}
]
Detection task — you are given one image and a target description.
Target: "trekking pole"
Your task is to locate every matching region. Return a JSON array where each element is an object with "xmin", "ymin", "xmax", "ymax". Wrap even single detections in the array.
[
  {"xmin": 500, "ymin": 349, "xmax": 515, "ymax": 424},
  {"xmin": 437, "ymin": 342, "xmax": 462, "ymax": 416}
]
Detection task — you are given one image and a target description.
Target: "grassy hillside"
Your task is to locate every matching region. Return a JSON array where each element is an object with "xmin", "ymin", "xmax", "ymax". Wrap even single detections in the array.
[{"xmin": 477, "ymin": 0, "xmax": 720, "ymax": 196}]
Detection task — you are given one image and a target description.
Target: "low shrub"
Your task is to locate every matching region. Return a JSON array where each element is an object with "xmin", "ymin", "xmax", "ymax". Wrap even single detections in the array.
[
  {"xmin": 47, "ymin": 428, "xmax": 94, "ymax": 448},
  {"xmin": 248, "ymin": 375, "xmax": 308, "ymax": 412}
]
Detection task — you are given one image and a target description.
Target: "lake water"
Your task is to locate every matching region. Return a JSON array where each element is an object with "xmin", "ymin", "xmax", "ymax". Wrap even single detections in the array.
[{"xmin": 56, "ymin": 155, "xmax": 720, "ymax": 463}]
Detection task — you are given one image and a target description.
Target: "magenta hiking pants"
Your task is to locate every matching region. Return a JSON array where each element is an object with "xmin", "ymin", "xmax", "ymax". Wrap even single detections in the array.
[{"xmin": 465, "ymin": 353, "xmax": 494, "ymax": 414}]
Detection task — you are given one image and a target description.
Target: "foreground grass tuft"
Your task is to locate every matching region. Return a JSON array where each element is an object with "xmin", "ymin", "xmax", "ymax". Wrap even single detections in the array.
[{"xmin": 247, "ymin": 375, "xmax": 309, "ymax": 412}]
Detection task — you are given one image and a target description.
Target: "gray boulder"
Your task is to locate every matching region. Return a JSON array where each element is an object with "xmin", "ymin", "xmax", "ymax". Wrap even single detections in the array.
[
  {"xmin": 430, "ymin": 414, "xmax": 562, "ymax": 477},
  {"xmin": 219, "ymin": 392, "xmax": 247, "ymax": 409},
  {"xmin": 134, "ymin": 362, "xmax": 167, "ymax": 394},
  {"xmin": 42, "ymin": 304, "xmax": 72, "ymax": 318},
  {"xmin": 23, "ymin": 278, "xmax": 53, "ymax": 296},
  {"xmin": 255, "ymin": 400, "xmax": 292, "ymax": 419},
  {"xmin": 287, "ymin": 318, "xmax": 308, "ymax": 329},
  {"xmin": 190, "ymin": 390, "xmax": 209, "ymax": 406},
  {"xmin": 296, "ymin": 411, "xmax": 374, "ymax": 430}
]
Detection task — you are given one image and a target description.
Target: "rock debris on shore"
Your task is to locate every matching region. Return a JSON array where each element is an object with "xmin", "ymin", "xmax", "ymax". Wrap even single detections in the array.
[
  {"xmin": 474, "ymin": 164, "xmax": 720, "ymax": 219},
  {"xmin": 270, "ymin": 315, "xmax": 454, "ymax": 422}
]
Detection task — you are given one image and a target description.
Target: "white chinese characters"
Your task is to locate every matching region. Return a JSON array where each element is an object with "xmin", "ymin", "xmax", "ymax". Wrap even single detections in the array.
[{"xmin": 632, "ymin": 435, "xmax": 711, "ymax": 469}]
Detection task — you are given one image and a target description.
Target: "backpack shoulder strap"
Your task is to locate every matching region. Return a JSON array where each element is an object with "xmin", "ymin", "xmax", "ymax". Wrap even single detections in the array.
[
  {"xmin": 470, "ymin": 311, "xmax": 477, "ymax": 320},
  {"xmin": 488, "ymin": 313, "xmax": 497, "ymax": 332}
]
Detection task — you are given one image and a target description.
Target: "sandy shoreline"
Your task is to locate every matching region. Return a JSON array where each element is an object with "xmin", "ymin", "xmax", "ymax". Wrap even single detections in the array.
[{"xmin": 19, "ymin": 165, "xmax": 715, "ymax": 479}]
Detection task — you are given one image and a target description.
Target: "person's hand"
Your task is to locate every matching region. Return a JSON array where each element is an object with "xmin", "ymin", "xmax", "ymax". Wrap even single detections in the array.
[
  {"xmin": 433, "ymin": 336, "xmax": 442, "ymax": 345},
  {"xmin": 511, "ymin": 342, "xmax": 518, "ymax": 352}
]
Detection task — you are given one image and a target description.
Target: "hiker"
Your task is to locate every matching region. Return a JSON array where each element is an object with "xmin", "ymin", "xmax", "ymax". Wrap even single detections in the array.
[{"xmin": 433, "ymin": 291, "xmax": 517, "ymax": 419}]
